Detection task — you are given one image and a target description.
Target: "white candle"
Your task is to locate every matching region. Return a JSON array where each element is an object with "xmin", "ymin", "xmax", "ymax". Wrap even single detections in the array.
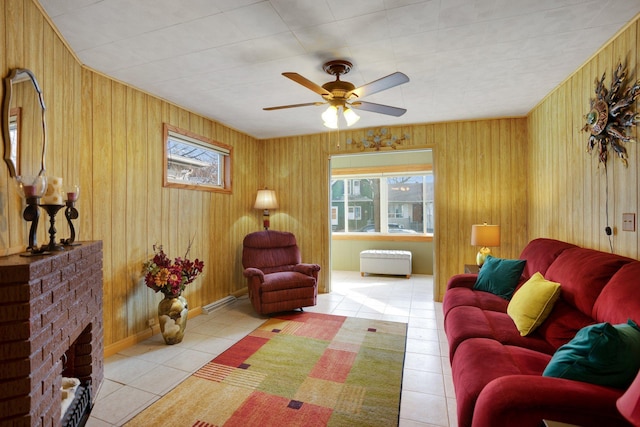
[{"xmin": 42, "ymin": 177, "xmax": 64, "ymax": 205}]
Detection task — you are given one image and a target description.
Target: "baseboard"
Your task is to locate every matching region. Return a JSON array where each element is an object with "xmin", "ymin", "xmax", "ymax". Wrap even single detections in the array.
[{"xmin": 104, "ymin": 306, "xmax": 203, "ymax": 357}]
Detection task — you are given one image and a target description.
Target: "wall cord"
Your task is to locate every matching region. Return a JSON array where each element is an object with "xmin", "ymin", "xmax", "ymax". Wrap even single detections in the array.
[{"xmin": 604, "ymin": 166, "xmax": 613, "ymax": 252}]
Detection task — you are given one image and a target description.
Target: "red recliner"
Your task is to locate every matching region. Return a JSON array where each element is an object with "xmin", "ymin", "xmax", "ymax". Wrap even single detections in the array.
[{"xmin": 242, "ymin": 230, "xmax": 320, "ymax": 315}]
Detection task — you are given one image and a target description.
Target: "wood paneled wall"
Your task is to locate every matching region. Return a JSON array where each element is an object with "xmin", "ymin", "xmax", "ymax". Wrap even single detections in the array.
[
  {"xmin": 9, "ymin": 0, "xmax": 620, "ymax": 350},
  {"xmin": 261, "ymin": 119, "xmax": 530, "ymax": 301},
  {"xmin": 528, "ymin": 17, "xmax": 640, "ymax": 259},
  {"xmin": 1, "ymin": 0, "xmax": 264, "ymax": 350}
]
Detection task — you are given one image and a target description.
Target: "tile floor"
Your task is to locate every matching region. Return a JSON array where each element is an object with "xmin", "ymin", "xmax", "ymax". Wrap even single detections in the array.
[{"xmin": 86, "ymin": 271, "xmax": 457, "ymax": 427}]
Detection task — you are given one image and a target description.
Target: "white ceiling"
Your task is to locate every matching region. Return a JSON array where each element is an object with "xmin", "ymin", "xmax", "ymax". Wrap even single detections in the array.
[{"xmin": 38, "ymin": 0, "xmax": 640, "ymax": 139}]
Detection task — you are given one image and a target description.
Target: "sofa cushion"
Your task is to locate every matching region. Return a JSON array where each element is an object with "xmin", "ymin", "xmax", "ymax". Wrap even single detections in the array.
[
  {"xmin": 452, "ymin": 338, "xmax": 552, "ymax": 427},
  {"xmin": 545, "ymin": 247, "xmax": 633, "ymax": 317},
  {"xmin": 507, "ymin": 272, "xmax": 561, "ymax": 336},
  {"xmin": 518, "ymin": 238, "xmax": 578, "ymax": 279},
  {"xmin": 593, "ymin": 261, "xmax": 640, "ymax": 325},
  {"xmin": 473, "ymin": 256, "xmax": 526, "ymax": 300},
  {"xmin": 535, "ymin": 298, "xmax": 596, "ymax": 349},
  {"xmin": 443, "ymin": 286, "xmax": 509, "ymax": 318},
  {"xmin": 543, "ymin": 320, "xmax": 640, "ymax": 389},
  {"xmin": 445, "ymin": 305, "xmax": 556, "ymax": 360}
]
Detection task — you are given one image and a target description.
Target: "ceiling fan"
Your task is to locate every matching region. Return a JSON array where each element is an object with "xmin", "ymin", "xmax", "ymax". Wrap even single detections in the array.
[{"xmin": 263, "ymin": 60, "xmax": 409, "ymax": 128}]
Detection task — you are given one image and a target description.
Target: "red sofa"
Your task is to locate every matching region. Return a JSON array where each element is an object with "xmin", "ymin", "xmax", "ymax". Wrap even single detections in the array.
[{"xmin": 443, "ymin": 238, "xmax": 640, "ymax": 427}]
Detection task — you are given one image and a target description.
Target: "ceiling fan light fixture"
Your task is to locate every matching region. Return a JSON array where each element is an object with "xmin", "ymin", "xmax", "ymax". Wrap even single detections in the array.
[
  {"xmin": 322, "ymin": 105, "xmax": 339, "ymax": 128},
  {"xmin": 343, "ymin": 107, "xmax": 360, "ymax": 126}
]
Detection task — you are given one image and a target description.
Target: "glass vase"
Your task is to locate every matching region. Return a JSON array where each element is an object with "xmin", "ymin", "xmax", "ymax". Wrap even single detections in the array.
[{"xmin": 157, "ymin": 294, "xmax": 188, "ymax": 345}]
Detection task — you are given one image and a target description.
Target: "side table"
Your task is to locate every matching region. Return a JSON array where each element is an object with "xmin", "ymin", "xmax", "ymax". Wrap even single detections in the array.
[
  {"xmin": 543, "ymin": 421, "xmax": 582, "ymax": 427},
  {"xmin": 464, "ymin": 264, "xmax": 479, "ymax": 274}
]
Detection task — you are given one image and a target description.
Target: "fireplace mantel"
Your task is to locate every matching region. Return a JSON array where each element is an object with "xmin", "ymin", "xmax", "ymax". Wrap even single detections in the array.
[{"xmin": 0, "ymin": 241, "xmax": 104, "ymax": 426}]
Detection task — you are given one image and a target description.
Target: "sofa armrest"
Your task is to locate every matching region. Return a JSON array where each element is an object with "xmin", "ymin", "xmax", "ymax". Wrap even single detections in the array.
[
  {"xmin": 473, "ymin": 375, "xmax": 626, "ymax": 427},
  {"xmin": 243, "ymin": 267, "xmax": 265, "ymax": 282},
  {"xmin": 446, "ymin": 273, "xmax": 478, "ymax": 290},
  {"xmin": 294, "ymin": 263, "xmax": 321, "ymax": 278}
]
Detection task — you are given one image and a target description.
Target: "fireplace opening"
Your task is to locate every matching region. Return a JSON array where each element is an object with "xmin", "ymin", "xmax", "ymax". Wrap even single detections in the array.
[{"xmin": 60, "ymin": 324, "xmax": 95, "ymax": 427}]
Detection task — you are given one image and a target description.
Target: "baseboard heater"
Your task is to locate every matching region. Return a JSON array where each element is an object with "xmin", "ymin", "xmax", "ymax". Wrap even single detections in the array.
[{"xmin": 202, "ymin": 295, "xmax": 237, "ymax": 314}]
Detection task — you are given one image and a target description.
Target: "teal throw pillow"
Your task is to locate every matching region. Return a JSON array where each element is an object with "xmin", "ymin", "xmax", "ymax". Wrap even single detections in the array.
[
  {"xmin": 542, "ymin": 319, "xmax": 640, "ymax": 389},
  {"xmin": 473, "ymin": 255, "xmax": 526, "ymax": 300}
]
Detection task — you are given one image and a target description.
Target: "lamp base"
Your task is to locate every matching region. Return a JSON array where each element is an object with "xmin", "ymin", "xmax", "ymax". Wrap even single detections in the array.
[{"xmin": 476, "ymin": 247, "xmax": 491, "ymax": 266}]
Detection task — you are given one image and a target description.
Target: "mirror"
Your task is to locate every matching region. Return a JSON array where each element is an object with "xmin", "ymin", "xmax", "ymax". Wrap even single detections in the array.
[{"xmin": 2, "ymin": 68, "xmax": 47, "ymax": 178}]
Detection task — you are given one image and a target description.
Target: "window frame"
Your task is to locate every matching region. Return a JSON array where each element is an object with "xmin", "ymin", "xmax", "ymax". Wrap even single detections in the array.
[
  {"xmin": 331, "ymin": 165, "xmax": 433, "ymax": 239},
  {"xmin": 163, "ymin": 123, "xmax": 232, "ymax": 194}
]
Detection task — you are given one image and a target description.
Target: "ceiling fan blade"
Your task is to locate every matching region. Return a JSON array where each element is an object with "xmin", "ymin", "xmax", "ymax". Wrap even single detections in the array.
[
  {"xmin": 282, "ymin": 72, "xmax": 330, "ymax": 97},
  {"xmin": 263, "ymin": 101, "xmax": 325, "ymax": 111},
  {"xmin": 350, "ymin": 101, "xmax": 407, "ymax": 117},
  {"xmin": 348, "ymin": 72, "xmax": 409, "ymax": 98}
]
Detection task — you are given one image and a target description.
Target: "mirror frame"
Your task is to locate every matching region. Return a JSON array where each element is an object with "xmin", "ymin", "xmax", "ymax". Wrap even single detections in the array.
[{"xmin": 1, "ymin": 68, "xmax": 47, "ymax": 178}]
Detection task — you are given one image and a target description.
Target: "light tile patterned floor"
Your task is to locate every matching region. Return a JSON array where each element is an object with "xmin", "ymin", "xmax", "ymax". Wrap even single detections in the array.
[{"xmin": 86, "ymin": 271, "xmax": 456, "ymax": 427}]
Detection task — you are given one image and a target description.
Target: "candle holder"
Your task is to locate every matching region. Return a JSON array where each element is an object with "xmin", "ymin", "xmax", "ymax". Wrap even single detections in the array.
[
  {"xmin": 40, "ymin": 204, "xmax": 65, "ymax": 252},
  {"xmin": 61, "ymin": 200, "xmax": 80, "ymax": 246},
  {"xmin": 61, "ymin": 184, "xmax": 80, "ymax": 246},
  {"xmin": 23, "ymin": 196, "xmax": 42, "ymax": 252},
  {"xmin": 16, "ymin": 175, "xmax": 48, "ymax": 255}
]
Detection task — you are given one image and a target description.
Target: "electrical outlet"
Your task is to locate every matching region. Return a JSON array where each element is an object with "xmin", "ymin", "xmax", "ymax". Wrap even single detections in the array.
[
  {"xmin": 148, "ymin": 318, "xmax": 157, "ymax": 327},
  {"xmin": 622, "ymin": 213, "xmax": 636, "ymax": 232}
]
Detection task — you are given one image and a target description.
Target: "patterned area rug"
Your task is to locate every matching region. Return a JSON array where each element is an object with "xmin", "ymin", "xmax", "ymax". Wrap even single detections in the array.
[{"xmin": 125, "ymin": 312, "xmax": 407, "ymax": 427}]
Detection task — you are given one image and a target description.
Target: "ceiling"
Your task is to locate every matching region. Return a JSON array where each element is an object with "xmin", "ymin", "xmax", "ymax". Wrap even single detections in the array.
[{"xmin": 38, "ymin": 0, "xmax": 640, "ymax": 140}]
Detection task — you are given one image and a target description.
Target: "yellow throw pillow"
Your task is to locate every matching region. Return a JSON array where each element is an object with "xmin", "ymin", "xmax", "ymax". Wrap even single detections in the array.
[{"xmin": 507, "ymin": 272, "xmax": 561, "ymax": 336}]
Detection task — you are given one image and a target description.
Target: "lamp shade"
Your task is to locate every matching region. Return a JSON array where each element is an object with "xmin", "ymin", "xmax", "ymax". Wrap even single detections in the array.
[
  {"xmin": 254, "ymin": 189, "xmax": 278, "ymax": 210},
  {"xmin": 343, "ymin": 107, "xmax": 360, "ymax": 126},
  {"xmin": 617, "ymin": 370, "xmax": 640, "ymax": 426},
  {"xmin": 471, "ymin": 224, "xmax": 500, "ymax": 247},
  {"xmin": 322, "ymin": 105, "xmax": 338, "ymax": 129}
]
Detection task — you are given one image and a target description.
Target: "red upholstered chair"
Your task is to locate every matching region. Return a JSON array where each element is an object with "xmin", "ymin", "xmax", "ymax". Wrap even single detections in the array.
[{"xmin": 242, "ymin": 230, "xmax": 320, "ymax": 315}]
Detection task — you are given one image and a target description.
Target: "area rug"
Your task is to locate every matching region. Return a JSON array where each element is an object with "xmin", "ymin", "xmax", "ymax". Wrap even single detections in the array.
[{"xmin": 125, "ymin": 311, "xmax": 407, "ymax": 427}]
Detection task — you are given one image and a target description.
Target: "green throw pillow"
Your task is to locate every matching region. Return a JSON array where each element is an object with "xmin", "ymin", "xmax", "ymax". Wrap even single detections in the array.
[
  {"xmin": 473, "ymin": 255, "xmax": 526, "ymax": 300},
  {"xmin": 542, "ymin": 320, "xmax": 640, "ymax": 389}
]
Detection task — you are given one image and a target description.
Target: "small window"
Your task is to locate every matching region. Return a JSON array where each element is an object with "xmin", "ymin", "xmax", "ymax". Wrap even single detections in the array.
[
  {"xmin": 348, "ymin": 206, "xmax": 362, "ymax": 220},
  {"xmin": 163, "ymin": 123, "xmax": 232, "ymax": 193}
]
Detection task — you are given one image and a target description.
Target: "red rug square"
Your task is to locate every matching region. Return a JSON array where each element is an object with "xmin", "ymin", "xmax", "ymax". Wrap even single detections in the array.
[
  {"xmin": 309, "ymin": 348, "xmax": 357, "ymax": 383},
  {"xmin": 224, "ymin": 391, "xmax": 333, "ymax": 427},
  {"xmin": 214, "ymin": 335, "xmax": 268, "ymax": 368}
]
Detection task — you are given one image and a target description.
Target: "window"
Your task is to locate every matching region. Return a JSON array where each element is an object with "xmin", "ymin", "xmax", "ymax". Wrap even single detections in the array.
[
  {"xmin": 331, "ymin": 171, "xmax": 433, "ymax": 234},
  {"xmin": 348, "ymin": 206, "xmax": 362, "ymax": 220},
  {"xmin": 9, "ymin": 108, "xmax": 20, "ymax": 174},
  {"xmin": 163, "ymin": 124, "xmax": 232, "ymax": 193}
]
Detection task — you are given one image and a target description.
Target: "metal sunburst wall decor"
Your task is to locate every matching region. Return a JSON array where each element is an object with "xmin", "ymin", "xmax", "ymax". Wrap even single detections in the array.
[
  {"xmin": 346, "ymin": 128, "xmax": 409, "ymax": 151},
  {"xmin": 582, "ymin": 62, "xmax": 640, "ymax": 168}
]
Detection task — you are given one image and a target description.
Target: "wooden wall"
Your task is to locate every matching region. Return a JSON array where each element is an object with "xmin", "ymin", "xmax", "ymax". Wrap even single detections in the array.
[
  {"xmin": 1, "ymin": 0, "xmax": 265, "ymax": 351},
  {"xmin": 7, "ymin": 0, "xmax": 606, "ymax": 351},
  {"xmin": 528, "ymin": 17, "xmax": 640, "ymax": 259},
  {"xmin": 261, "ymin": 119, "xmax": 530, "ymax": 301}
]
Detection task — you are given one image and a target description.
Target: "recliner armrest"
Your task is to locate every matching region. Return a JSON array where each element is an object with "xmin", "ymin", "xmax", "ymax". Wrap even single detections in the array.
[
  {"xmin": 243, "ymin": 267, "xmax": 265, "ymax": 282},
  {"xmin": 294, "ymin": 263, "xmax": 321, "ymax": 277}
]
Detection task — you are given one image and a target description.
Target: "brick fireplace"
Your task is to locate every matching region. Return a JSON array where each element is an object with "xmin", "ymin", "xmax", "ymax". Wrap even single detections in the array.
[{"xmin": 0, "ymin": 241, "xmax": 103, "ymax": 426}]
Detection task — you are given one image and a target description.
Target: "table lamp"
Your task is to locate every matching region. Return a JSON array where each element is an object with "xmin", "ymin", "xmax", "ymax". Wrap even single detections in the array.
[
  {"xmin": 471, "ymin": 223, "xmax": 500, "ymax": 266},
  {"xmin": 254, "ymin": 188, "xmax": 278, "ymax": 230}
]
